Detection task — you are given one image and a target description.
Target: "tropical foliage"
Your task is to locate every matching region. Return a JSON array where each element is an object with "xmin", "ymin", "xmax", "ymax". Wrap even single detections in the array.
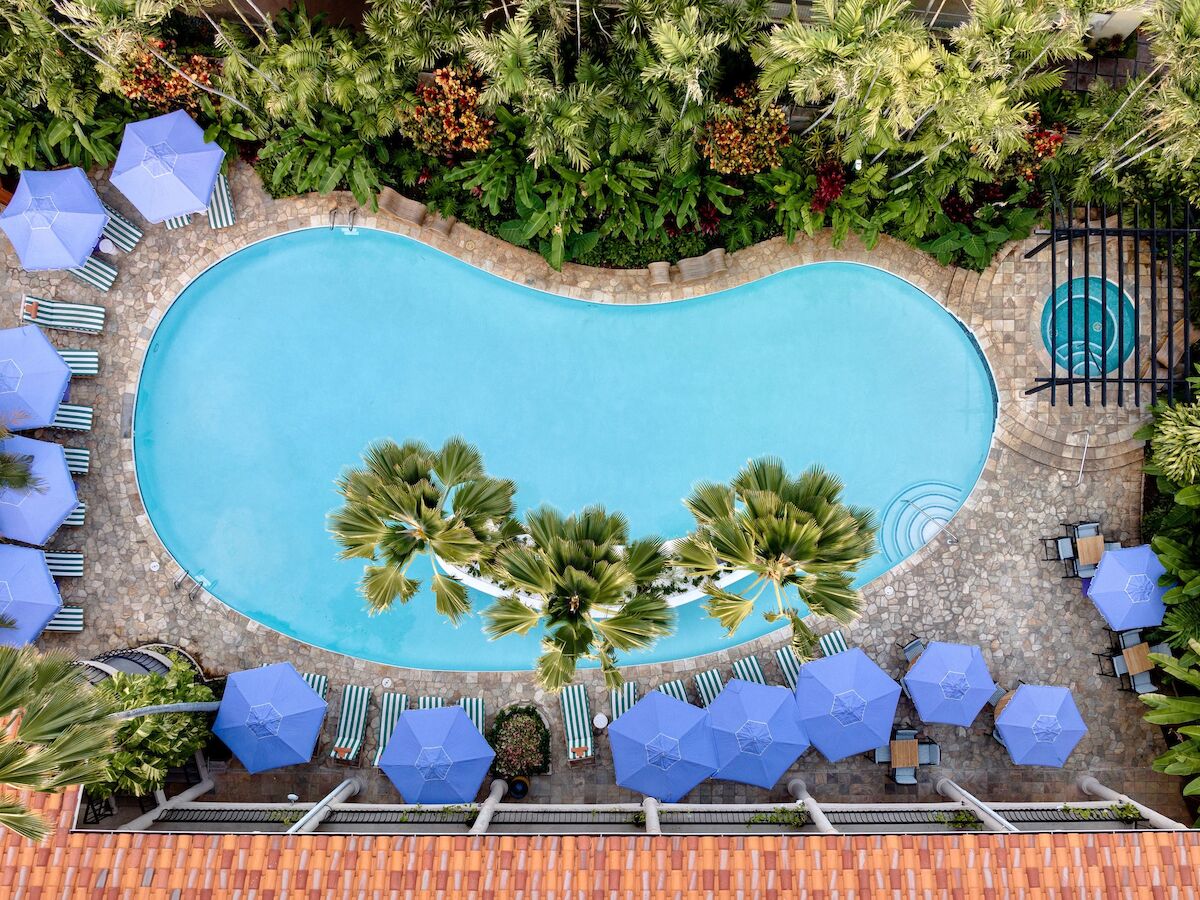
[
  {"xmin": 486, "ymin": 704, "xmax": 550, "ymax": 778},
  {"xmin": 1141, "ymin": 640, "xmax": 1200, "ymax": 798}
]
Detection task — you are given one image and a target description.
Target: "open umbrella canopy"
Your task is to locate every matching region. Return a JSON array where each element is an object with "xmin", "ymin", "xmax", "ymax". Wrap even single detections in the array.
[
  {"xmin": 995, "ymin": 685, "xmax": 1087, "ymax": 767},
  {"xmin": 0, "ymin": 326, "xmax": 69, "ymax": 430},
  {"xmin": 609, "ymin": 689, "xmax": 717, "ymax": 802},
  {"xmin": 111, "ymin": 110, "xmax": 225, "ymax": 223},
  {"xmin": 902, "ymin": 642, "xmax": 996, "ymax": 727},
  {"xmin": 379, "ymin": 706, "xmax": 495, "ymax": 804},
  {"xmin": 0, "ymin": 168, "xmax": 107, "ymax": 270},
  {"xmin": 0, "ymin": 436, "xmax": 76, "ymax": 546},
  {"xmin": 707, "ymin": 679, "xmax": 809, "ymax": 788},
  {"xmin": 0, "ymin": 544, "xmax": 61, "ymax": 646},
  {"xmin": 213, "ymin": 662, "xmax": 327, "ymax": 773},
  {"xmin": 1087, "ymin": 544, "xmax": 1168, "ymax": 631},
  {"xmin": 794, "ymin": 648, "xmax": 901, "ymax": 762}
]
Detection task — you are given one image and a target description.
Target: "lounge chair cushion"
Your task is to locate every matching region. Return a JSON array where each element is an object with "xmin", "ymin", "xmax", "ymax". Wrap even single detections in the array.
[
  {"xmin": 22, "ymin": 296, "xmax": 106, "ymax": 334},
  {"xmin": 67, "ymin": 256, "xmax": 117, "ymax": 292},
  {"xmin": 44, "ymin": 551, "xmax": 83, "ymax": 577},
  {"xmin": 417, "ymin": 696, "xmax": 444, "ymax": 710},
  {"xmin": 44, "ymin": 605, "xmax": 83, "ymax": 632},
  {"xmin": 51, "ymin": 404, "xmax": 93, "ymax": 432},
  {"xmin": 560, "ymin": 684, "xmax": 593, "ymax": 762},
  {"xmin": 328, "ymin": 684, "xmax": 372, "ymax": 762},
  {"xmin": 694, "ymin": 668, "xmax": 724, "ymax": 707},
  {"xmin": 101, "ymin": 202, "xmax": 143, "ymax": 252},
  {"xmin": 819, "ymin": 630, "xmax": 849, "ymax": 657},
  {"xmin": 301, "ymin": 672, "xmax": 329, "ymax": 701},
  {"xmin": 60, "ymin": 349, "xmax": 99, "ymax": 377},
  {"xmin": 64, "ymin": 501, "xmax": 86, "ymax": 527},
  {"xmin": 164, "ymin": 214, "xmax": 193, "ymax": 230},
  {"xmin": 656, "ymin": 680, "xmax": 688, "ymax": 704},
  {"xmin": 459, "ymin": 697, "xmax": 485, "ymax": 733},
  {"xmin": 63, "ymin": 447, "xmax": 90, "ymax": 475},
  {"xmin": 732, "ymin": 656, "xmax": 766, "ymax": 685},
  {"xmin": 775, "ymin": 647, "xmax": 802, "ymax": 691},
  {"xmin": 374, "ymin": 691, "xmax": 408, "ymax": 766},
  {"xmin": 610, "ymin": 682, "xmax": 638, "ymax": 721},
  {"xmin": 208, "ymin": 173, "xmax": 236, "ymax": 229}
]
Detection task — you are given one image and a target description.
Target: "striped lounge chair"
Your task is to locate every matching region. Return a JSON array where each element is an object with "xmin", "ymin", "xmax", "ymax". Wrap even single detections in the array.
[
  {"xmin": 459, "ymin": 697, "xmax": 485, "ymax": 733},
  {"xmin": 732, "ymin": 655, "xmax": 767, "ymax": 685},
  {"xmin": 207, "ymin": 173, "xmax": 236, "ymax": 229},
  {"xmin": 819, "ymin": 630, "xmax": 849, "ymax": 657},
  {"xmin": 694, "ymin": 669, "xmax": 724, "ymax": 707},
  {"xmin": 657, "ymin": 680, "xmax": 689, "ymax": 703},
  {"xmin": 328, "ymin": 684, "xmax": 372, "ymax": 763},
  {"xmin": 50, "ymin": 404, "xmax": 93, "ymax": 432},
  {"xmin": 63, "ymin": 447, "xmax": 90, "ymax": 475},
  {"xmin": 67, "ymin": 256, "xmax": 117, "ymax": 292},
  {"xmin": 374, "ymin": 691, "xmax": 408, "ymax": 765},
  {"xmin": 44, "ymin": 605, "xmax": 84, "ymax": 633},
  {"xmin": 610, "ymin": 682, "xmax": 638, "ymax": 721},
  {"xmin": 22, "ymin": 297, "xmax": 105, "ymax": 334},
  {"xmin": 775, "ymin": 647, "xmax": 802, "ymax": 691},
  {"xmin": 417, "ymin": 695, "xmax": 444, "ymax": 710},
  {"xmin": 301, "ymin": 672, "xmax": 329, "ymax": 701},
  {"xmin": 101, "ymin": 202, "xmax": 143, "ymax": 252},
  {"xmin": 64, "ymin": 501, "xmax": 86, "ymax": 527},
  {"xmin": 60, "ymin": 349, "xmax": 99, "ymax": 377},
  {"xmin": 44, "ymin": 551, "xmax": 83, "ymax": 577},
  {"xmin": 560, "ymin": 684, "xmax": 593, "ymax": 763},
  {"xmin": 165, "ymin": 213, "xmax": 193, "ymax": 230}
]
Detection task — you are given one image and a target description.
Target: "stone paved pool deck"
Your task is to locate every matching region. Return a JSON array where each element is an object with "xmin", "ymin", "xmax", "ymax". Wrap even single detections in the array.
[{"xmin": 0, "ymin": 160, "xmax": 1186, "ymax": 820}]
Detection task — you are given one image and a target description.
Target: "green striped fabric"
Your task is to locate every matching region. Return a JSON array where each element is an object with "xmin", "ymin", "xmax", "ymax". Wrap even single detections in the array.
[
  {"xmin": 458, "ymin": 697, "xmax": 485, "ymax": 733},
  {"xmin": 657, "ymin": 680, "xmax": 689, "ymax": 703},
  {"xmin": 101, "ymin": 202, "xmax": 143, "ymax": 252},
  {"xmin": 819, "ymin": 630, "xmax": 849, "ymax": 657},
  {"xmin": 207, "ymin": 173, "xmax": 235, "ymax": 229},
  {"xmin": 44, "ymin": 606, "xmax": 84, "ymax": 632},
  {"xmin": 417, "ymin": 695, "xmax": 444, "ymax": 710},
  {"xmin": 328, "ymin": 684, "xmax": 372, "ymax": 763},
  {"xmin": 775, "ymin": 647, "xmax": 802, "ymax": 690},
  {"xmin": 560, "ymin": 683, "xmax": 593, "ymax": 762},
  {"xmin": 694, "ymin": 668, "xmax": 724, "ymax": 707},
  {"xmin": 22, "ymin": 297, "xmax": 106, "ymax": 334},
  {"xmin": 164, "ymin": 214, "xmax": 193, "ymax": 230},
  {"xmin": 44, "ymin": 551, "xmax": 83, "ymax": 577},
  {"xmin": 64, "ymin": 501, "xmax": 86, "ymax": 527},
  {"xmin": 63, "ymin": 447, "xmax": 90, "ymax": 475},
  {"xmin": 67, "ymin": 256, "xmax": 117, "ymax": 292},
  {"xmin": 732, "ymin": 655, "xmax": 767, "ymax": 685},
  {"xmin": 610, "ymin": 682, "xmax": 638, "ymax": 721},
  {"xmin": 51, "ymin": 403, "xmax": 92, "ymax": 431},
  {"xmin": 374, "ymin": 691, "xmax": 408, "ymax": 765},
  {"xmin": 60, "ymin": 349, "xmax": 99, "ymax": 377},
  {"xmin": 301, "ymin": 672, "xmax": 329, "ymax": 701}
]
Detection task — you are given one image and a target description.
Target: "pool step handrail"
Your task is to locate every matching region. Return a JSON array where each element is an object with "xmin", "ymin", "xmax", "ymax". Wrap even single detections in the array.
[
  {"xmin": 902, "ymin": 499, "xmax": 960, "ymax": 546},
  {"xmin": 329, "ymin": 207, "xmax": 339, "ymax": 231},
  {"xmin": 1071, "ymin": 429, "xmax": 1090, "ymax": 487},
  {"xmin": 345, "ymin": 208, "xmax": 357, "ymax": 234}
]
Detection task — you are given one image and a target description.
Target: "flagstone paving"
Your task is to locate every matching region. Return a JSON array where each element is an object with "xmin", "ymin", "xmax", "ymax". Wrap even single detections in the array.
[{"xmin": 0, "ymin": 160, "xmax": 1185, "ymax": 821}]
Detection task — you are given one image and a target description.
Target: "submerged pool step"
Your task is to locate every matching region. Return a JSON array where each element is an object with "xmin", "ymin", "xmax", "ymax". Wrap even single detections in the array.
[{"xmin": 879, "ymin": 481, "xmax": 963, "ymax": 564}]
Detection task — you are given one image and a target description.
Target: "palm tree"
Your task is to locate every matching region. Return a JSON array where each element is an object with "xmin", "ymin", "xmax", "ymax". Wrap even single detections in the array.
[
  {"xmin": 673, "ymin": 458, "xmax": 876, "ymax": 659},
  {"xmin": 482, "ymin": 506, "xmax": 673, "ymax": 692},
  {"xmin": 0, "ymin": 423, "xmax": 40, "ymax": 494},
  {"xmin": 0, "ymin": 646, "xmax": 117, "ymax": 841},
  {"xmin": 329, "ymin": 437, "xmax": 516, "ymax": 623}
]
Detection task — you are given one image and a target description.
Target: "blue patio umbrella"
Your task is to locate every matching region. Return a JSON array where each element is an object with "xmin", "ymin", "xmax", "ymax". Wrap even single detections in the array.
[
  {"xmin": 212, "ymin": 662, "xmax": 327, "ymax": 773},
  {"xmin": 794, "ymin": 648, "xmax": 901, "ymax": 762},
  {"xmin": 0, "ymin": 437, "xmax": 77, "ymax": 545},
  {"xmin": 707, "ymin": 679, "xmax": 809, "ymax": 788},
  {"xmin": 111, "ymin": 110, "xmax": 225, "ymax": 223},
  {"xmin": 0, "ymin": 326, "xmax": 69, "ymax": 430},
  {"xmin": 0, "ymin": 168, "xmax": 107, "ymax": 270},
  {"xmin": 995, "ymin": 685, "xmax": 1087, "ymax": 767},
  {"xmin": 0, "ymin": 544, "xmax": 61, "ymax": 646},
  {"xmin": 609, "ymin": 689, "xmax": 717, "ymax": 802},
  {"xmin": 379, "ymin": 706, "xmax": 495, "ymax": 803},
  {"xmin": 902, "ymin": 641, "xmax": 996, "ymax": 727},
  {"xmin": 1087, "ymin": 544, "xmax": 1168, "ymax": 631}
]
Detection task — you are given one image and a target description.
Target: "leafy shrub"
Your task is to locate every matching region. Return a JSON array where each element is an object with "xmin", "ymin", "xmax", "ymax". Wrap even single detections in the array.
[
  {"xmin": 257, "ymin": 107, "xmax": 386, "ymax": 206},
  {"xmin": 1139, "ymin": 399, "xmax": 1200, "ymax": 487},
  {"xmin": 701, "ymin": 86, "xmax": 788, "ymax": 176},
  {"xmin": 487, "ymin": 705, "xmax": 550, "ymax": 779},
  {"xmin": 398, "ymin": 67, "xmax": 493, "ymax": 162},
  {"xmin": 120, "ymin": 41, "xmax": 217, "ymax": 113}
]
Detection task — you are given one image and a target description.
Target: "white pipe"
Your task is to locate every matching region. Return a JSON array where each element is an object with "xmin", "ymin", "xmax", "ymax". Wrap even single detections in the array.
[
  {"xmin": 118, "ymin": 752, "xmax": 214, "ymax": 831},
  {"xmin": 787, "ymin": 778, "xmax": 836, "ymax": 833},
  {"xmin": 287, "ymin": 778, "xmax": 362, "ymax": 834},
  {"xmin": 935, "ymin": 778, "xmax": 1019, "ymax": 833},
  {"xmin": 642, "ymin": 797, "xmax": 661, "ymax": 835},
  {"xmin": 1077, "ymin": 776, "xmax": 1187, "ymax": 830},
  {"xmin": 469, "ymin": 780, "xmax": 508, "ymax": 835}
]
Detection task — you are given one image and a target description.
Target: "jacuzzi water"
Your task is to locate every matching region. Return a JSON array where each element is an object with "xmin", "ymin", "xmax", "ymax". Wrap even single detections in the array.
[
  {"xmin": 133, "ymin": 229, "xmax": 996, "ymax": 670},
  {"xmin": 1041, "ymin": 277, "xmax": 1136, "ymax": 375}
]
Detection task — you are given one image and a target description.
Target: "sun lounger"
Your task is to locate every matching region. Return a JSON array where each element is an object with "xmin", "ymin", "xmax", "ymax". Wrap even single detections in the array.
[
  {"xmin": 775, "ymin": 647, "xmax": 802, "ymax": 690},
  {"xmin": 610, "ymin": 682, "xmax": 638, "ymax": 721},
  {"xmin": 374, "ymin": 690, "xmax": 408, "ymax": 765},
  {"xmin": 301, "ymin": 672, "xmax": 329, "ymax": 701},
  {"xmin": 657, "ymin": 680, "xmax": 689, "ymax": 703},
  {"xmin": 900, "ymin": 635, "xmax": 926, "ymax": 664},
  {"xmin": 64, "ymin": 501, "xmax": 86, "ymax": 527},
  {"xmin": 60, "ymin": 349, "xmax": 99, "ymax": 377},
  {"xmin": 207, "ymin": 172, "xmax": 236, "ymax": 229},
  {"xmin": 694, "ymin": 668, "xmax": 724, "ymax": 707},
  {"xmin": 417, "ymin": 695, "xmax": 444, "ymax": 710},
  {"xmin": 818, "ymin": 630, "xmax": 849, "ymax": 657},
  {"xmin": 63, "ymin": 447, "xmax": 90, "ymax": 475},
  {"xmin": 44, "ymin": 605, "xmax": 83, "ymax": 633},
  {"xmin": 164, "ymin": 214, "xmax": 193, "ymax": 230},
  {"xmin": 377, "ymin": 187, "xmax": 427, "ymax": 227},
  {"xmin": 67, "ymin": 256, "xmax": 117, "ymax": 292},
  {"xmin": 732, "ymin": 655, "xmax": 767, "ymax": 685},
  {"xmin": 328, "ymin": 684, "xmax": 372, "ymax": 763},
  {"xmin": 458, "ymin": 696, "xmax": 485, "ymax": 733},
  {"xmin": 50, "ymin": 403, "xmax": 93, "ymax": 432},
  {"xmin": 44, "ymin": 551, "xmax": 83, "ymax": 577},
  {"xmin": 22, "ymin": 296, "xmax": 105, "ymax": 334},
  {"xmin": 560, "ymin": 683, "xmax": 594, "ymax": 763},
  {"xmin": 101, "ymin": 202, "xmax": 143, "ymax": 252}
]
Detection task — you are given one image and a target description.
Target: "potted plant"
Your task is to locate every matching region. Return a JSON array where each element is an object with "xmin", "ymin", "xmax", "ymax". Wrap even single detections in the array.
[{"xmin": 487, "ymin": 704, "xmax": 551, "ymax": 798}]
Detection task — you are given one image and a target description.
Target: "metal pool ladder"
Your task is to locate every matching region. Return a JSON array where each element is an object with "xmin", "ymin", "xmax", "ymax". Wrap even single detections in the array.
[{"xmin": 902, "ymin": 499, "xmax": 960, "ymax": 546}]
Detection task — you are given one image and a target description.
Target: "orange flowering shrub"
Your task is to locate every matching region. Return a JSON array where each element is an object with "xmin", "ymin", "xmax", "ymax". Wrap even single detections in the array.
[
  {"xmin": 701, "ymin": 85, "xmax": 789, "ymax": 176},
  {"xmin": 120, "ymin": 41, "xmax": 216, "ymax": 113},
  {"xmin": 1019, "ymin": 111, "xmax": 1066, "ymax": 182},
  {"xmin": 398, "ymin": 67, "xmax": 493, "ymax": 161}
]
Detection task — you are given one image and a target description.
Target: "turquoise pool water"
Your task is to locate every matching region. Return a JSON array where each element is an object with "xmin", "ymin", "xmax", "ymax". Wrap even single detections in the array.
[
  {"xmin": 134, "ymin": 229, "xmax": 996, "ymax": 670},
  {"xmin": 1041, "ymin": 277, "xmax": 1136, "ymax": 375}
]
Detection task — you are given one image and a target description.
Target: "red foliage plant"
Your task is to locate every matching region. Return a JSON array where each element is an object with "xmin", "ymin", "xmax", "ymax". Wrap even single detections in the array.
[
  {"xmin": 120, "ymin": 41, "xmax": 216, "ymax": 113},
  {"xmin": 1019, "ymin": 111, "xmax": 1066, "ymax": 182},
  {"xmin": 398, "ymin": 67, "xmax": 493, "ymax": 162},
  {"xmin": 701, "ymin": 85, "xmax": 789, "ymax": 176},
  {"xmin": 810, "ymin": 161, "xmax": 846, "ymax": 214}
]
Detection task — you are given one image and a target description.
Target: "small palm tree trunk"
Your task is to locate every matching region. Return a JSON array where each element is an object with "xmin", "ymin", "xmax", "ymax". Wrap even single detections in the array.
[{"xmin": 112, "ymin": 701, "xmax": 221, "ymax": 721}]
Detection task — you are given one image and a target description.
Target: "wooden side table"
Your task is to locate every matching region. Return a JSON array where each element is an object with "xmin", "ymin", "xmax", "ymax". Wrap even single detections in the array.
[
  {"xmin": 1123, "ymin": 642, "xmax": 1153, "ymax": 677},
  {"xmin": 1076, "ymin": 535, "xmax": 1105, "ymax": 567},
  {"xmin": 890, "ymin": 739, "xmax": 919, "ymax": 770},
  {"xmin": 993, "ymin": 690, "xmax": 1016, "ymax": 720}
]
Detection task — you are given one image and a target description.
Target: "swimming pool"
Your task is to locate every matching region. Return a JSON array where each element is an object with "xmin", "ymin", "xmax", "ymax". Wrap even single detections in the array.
[{"xmin": 134, "ymin": 229, "xmax": 996, "ymax": 670}]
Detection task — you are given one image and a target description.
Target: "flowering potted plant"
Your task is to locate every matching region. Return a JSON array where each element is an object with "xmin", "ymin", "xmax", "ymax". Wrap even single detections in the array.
[{"xmin": 487, "ymin": 704, "xmax": 551, "ymax": 796}]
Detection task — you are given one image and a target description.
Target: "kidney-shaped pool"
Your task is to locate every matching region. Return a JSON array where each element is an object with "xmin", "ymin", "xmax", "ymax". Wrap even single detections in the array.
[{"xmin": 134, "ymin": 229, "xmax": 996, "ymax": 670}]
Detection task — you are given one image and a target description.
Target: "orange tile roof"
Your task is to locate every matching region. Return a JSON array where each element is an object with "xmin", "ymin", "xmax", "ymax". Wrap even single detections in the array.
[{"xmin": 5, "ymin": 788, "xmax": 1199, "ymax": 898}]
